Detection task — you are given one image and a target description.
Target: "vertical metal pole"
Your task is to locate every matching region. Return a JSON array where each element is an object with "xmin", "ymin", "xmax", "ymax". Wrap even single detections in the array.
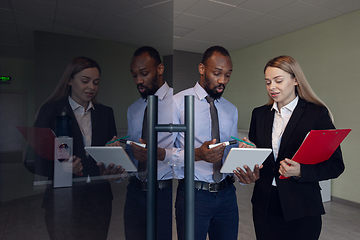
[
  {"xmin": 146, "ymin": 95, "xmax": 194, "ymax": 240},
  {"xmin": 184, "ymin": 95, "xmax": 195, "ymax": 240},
  {"xmin": 147, "ymin": 95, "xmax": 158, "ymax": 240}
]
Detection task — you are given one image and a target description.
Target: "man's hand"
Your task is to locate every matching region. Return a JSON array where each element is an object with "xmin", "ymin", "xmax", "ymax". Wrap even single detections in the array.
[
  {"xmin": 233, "ymin": 164, "xmax": 262, "ymax": 184},
  {"xmin": 195, "ymin": 139, "xmax": 225, "ymax": 163},
  {"xmin": 131, "ymin": 138, "xmax": 166, "ymax": 162},
  {"xmin": 98, "ymin": 163, "xmax": 125, "ymax": 182},
  {"xmin": 279, "ymin": 158, "xmax": 301, "ymax": 178}
]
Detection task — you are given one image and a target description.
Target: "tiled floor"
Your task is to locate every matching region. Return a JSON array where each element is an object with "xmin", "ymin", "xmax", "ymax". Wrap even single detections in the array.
[{"xmin": 1, "ymin": 162, "xmax": 360, "ymax": 240}]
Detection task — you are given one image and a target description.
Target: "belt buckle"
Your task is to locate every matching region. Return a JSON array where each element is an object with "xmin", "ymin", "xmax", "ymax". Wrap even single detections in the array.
[
  {"xmin": 139, "ymin": 181, "xmax": 147, "ymax": 191},
  {"xmin": 158, "ymin": 180, "xmax": 171, "ymax": 189},
  {"xmin": 208, "ymin": 183, "xmax": 218, "ymax": 192}
]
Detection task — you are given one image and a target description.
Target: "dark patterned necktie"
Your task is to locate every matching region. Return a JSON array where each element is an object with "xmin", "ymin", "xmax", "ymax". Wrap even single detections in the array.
[
  {"xmin": 206, "ymin": 96, "xmax": 222, "ymax": 182},
  {"xmin": 138, "ymin": 106, "xmax": 147, "ymax": 182}
]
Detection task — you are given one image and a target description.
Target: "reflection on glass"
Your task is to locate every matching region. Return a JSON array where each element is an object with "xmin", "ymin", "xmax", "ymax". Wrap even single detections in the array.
[
  {"xmin": 25, "ymin": 56, "xmax": 120, "ymax": 239},
  {"xmin": 0, "ymin": 1, "xmax": 174, "ymax": 239},
  {"xmin": 122, "ymin": 46, "xmax": 173, "ymax": 239}
]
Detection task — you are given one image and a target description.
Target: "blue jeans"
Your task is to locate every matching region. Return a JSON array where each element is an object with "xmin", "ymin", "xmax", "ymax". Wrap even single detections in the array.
[{"xmin": 175, "ymin": 182, "xmax": 239, "ymax": 240}]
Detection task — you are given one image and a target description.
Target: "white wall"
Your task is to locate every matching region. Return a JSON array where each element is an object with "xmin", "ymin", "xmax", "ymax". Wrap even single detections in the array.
[{"xmin": 226, "ymin": 9, "xmax": 360, "ymax": 204}]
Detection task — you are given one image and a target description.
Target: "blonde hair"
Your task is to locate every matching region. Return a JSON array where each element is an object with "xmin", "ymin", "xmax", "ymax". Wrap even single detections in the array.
[
  {"xmin": 43, "ymin": 56, "xmax": 101, "ymax": 105},
  {"xmin": 264, "ymin": 55, "xmax": 333, "ymax": 122}
]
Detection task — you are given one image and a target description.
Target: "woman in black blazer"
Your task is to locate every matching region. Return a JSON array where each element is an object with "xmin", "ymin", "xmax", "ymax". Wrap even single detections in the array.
[
  {"xmin": 248, "ymin": 56, "xmax": 344, "ymax": 240},
  {"xmin": 28, "ymin": 57, "xmax": 123, "ymax": 240}
]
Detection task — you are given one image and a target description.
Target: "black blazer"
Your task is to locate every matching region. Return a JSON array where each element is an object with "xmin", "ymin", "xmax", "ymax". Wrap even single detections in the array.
[
  {"xmin": 32, "ymin": 97, "xmax": 117, "ymax": 179},
  {"xmin": 249, "ymin": 98, "xmax": 344, "ymax": 221},
  {"xmin": 28, "ymin": 97, "xmax": 117, "ymax": 208}
]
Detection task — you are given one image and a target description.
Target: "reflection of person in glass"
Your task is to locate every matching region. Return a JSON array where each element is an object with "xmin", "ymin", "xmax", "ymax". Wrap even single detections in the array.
[
  {"xmin": 109, "ymin": 46, "xmax": 173, "ymax": 240},
  {"xmin": 31, "ymin": 56, "xmax": 123, "ymax": 240},
  {"xmin": 248, "ymin": 56, "xmax": 344, "ymax": 240}
]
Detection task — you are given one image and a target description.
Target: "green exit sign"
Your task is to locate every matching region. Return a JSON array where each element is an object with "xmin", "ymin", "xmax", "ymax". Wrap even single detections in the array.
[{"xmin": 0, "ymin": 76, "xmax": 11, "ymax": 84}]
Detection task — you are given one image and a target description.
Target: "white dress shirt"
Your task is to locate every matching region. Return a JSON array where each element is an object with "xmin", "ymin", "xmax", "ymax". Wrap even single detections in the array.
[
  {"xmin": 68, "ymin": 96, "xmax": 94, "ymax": 147},
  {"xmin": 68, "ymin": 95, "xmax": 94, "ymax": 182},
  {"xmin": 271, "ymin": 96, "xmax": 298, "ymax": 186}
]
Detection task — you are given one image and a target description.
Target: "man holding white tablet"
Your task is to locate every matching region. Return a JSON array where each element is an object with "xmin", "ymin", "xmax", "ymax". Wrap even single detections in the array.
[
  {"xmin": 173, "ymin": 46, "xmax": 260, "ymax": 240},
  {"xmin": 110, "ymin": 46, "xmax": 173, "ymax": 240}
]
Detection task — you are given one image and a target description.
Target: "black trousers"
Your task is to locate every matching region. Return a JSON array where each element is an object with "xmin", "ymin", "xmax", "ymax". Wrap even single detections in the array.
[
  {"xmin": 253, "ymin": 186, "xmax": 322, "ymax": 240},
  {"xmin": 44, "ymin": 182, "xmax": 112, "ymax": 240},
  {"xmin": 123, "ymin": 178, "xmax": 173, "ymax": 240}
]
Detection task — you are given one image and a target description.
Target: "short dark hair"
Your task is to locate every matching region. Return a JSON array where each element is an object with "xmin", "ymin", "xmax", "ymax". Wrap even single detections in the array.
[
  {"xmin": 201, "ymin": 46, "xmax": 231, "ymax": 64},
  {"xmin": 133, "ymin": 46, "xmax": 162, "ymax": 66}
]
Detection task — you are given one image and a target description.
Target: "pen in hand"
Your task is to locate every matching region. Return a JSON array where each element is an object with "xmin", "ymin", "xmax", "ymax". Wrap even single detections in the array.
[
  {"xmin": 107, "ymin": 137, "xmax": 146, "ymax": 148},
  {"xmin": 230, "ymin": 136, "xmax": 255, "ymax": 147},
  {"xmin": 208, "ymin": 140, "xmax": 237, "ymax": 149},
  {"xmin": 127, "ymin": 140, "xmax": 146, "ymax": 148},
  {"xmin": 106, "ymin": 135, "xmax": 130, "ymax": 145}
]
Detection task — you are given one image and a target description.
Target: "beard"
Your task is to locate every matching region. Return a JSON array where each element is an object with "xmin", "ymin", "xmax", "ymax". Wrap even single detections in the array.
[
  {"xmin": 204, "ymin": 74, "xmax": 225, "ymax": 99},
  {"xmin": 138, "ymin": 85, "xmax": 158, "ymax": 99},
  {"xmin": 138, "ymin": 76, "xmax": 159, "ymax": 99}
]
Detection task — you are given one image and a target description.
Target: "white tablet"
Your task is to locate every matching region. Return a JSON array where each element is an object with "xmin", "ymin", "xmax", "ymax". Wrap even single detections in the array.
[
  {"xmin": 84, "ymin": 146, "xmax": 137, "ymax": 172},
  {"xmin": 220, "ymin": 148, "xmax": 272, "ymax": 173}
]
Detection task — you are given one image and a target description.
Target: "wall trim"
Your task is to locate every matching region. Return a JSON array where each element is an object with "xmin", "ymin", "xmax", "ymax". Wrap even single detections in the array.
[{"xmin": 332, "ymin": 196, "xmax": 360, "ymax": 209}]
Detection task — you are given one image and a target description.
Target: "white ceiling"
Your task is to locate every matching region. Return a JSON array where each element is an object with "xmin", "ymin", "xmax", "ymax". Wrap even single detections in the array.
[{"xmin": 1, "ymin": 0, "xmax": 360, "ymax": 57}]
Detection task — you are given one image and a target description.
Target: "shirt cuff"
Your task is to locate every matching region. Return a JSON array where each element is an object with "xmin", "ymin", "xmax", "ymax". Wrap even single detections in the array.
[{"xmin": 162, "ymin": 148, "xmax": 172, "ymax": 164}]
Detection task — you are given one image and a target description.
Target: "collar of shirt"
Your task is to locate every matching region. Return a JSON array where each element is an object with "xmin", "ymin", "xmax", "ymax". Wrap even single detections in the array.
[
  {"xmin": 140, "ymin": 81, "xmax": 170, "ymax": 104},
  {"xmin": 194, "ymin": 81, "xmax": 222, "ymax": 103},
  {"xmin": 271, "ymin": 95, "xmax": 299, "ymax": 115},
  {"xmin": 68, "ymin": 95, "xmax": 94, "ymax": 113},
  {"xmin": 156, "ymin": 82, "xmax": 170, "ymax": 101}
]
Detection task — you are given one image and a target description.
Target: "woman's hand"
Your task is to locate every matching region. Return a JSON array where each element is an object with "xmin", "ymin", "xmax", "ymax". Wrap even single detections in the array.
[
  {"xmin": 106, "ymin": 136, "xmax": 121, "ymax": 146},
  {"xmin": 238, "ymin": 137, "xmax": 256, "ymax": 148},
  {"xmin": 72, "ymin": 156, "xmax": 83, "ymax": 176},
  {"xmin": 279, "ymin": 158, "xmax": 301, "ymax": 178}
]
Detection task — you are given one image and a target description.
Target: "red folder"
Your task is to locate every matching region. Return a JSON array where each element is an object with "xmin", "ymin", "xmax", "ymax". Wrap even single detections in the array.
[
  {"xmin": 280, "ymin": 129, "xmax": 351, "ymax": 179},
  {"xmin": 17, "ymin": 126, "xmax": 56, "ymax": 161}
]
